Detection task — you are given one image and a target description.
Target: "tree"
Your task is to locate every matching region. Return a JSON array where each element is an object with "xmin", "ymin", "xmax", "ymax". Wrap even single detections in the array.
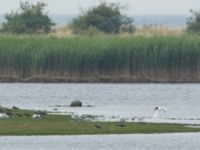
[
  {"xmin": 70, "ymin": 2, "xmax": 135, "ymax": 34},
  {"xmin": 187, "ymin": 10, "xmax": 200, "ymax": 33},
  {"xmin": 2, "ymin": 1, "xmax": 54, "ymax": 34}
]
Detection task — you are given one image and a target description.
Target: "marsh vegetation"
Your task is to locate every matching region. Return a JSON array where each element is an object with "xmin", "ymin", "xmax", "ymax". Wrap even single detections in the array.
[{"xmin": 0, "ymin": 35, "xmax": 200, "ymax": 82}]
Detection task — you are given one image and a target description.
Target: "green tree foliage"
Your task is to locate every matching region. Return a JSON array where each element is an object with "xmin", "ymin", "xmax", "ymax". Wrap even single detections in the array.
[
  {"xmin": 2, "ymin": 1, "xmax": 54, "ymax": 34},
  {"xmin": 70, "ymin": 2, "xmax": 135, "ymax": 34},
  {"xmin": 187, "ymin": 10, "xmax": 200, "ymax": 33}
]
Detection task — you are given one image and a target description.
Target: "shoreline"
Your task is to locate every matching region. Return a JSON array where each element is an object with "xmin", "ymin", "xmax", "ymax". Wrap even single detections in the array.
[
  {"xmin": 0, "ymin": 76, "xmax": 199, "ymax": 83},
  {"xmin": 0, "ymin": 107, "xmax": 200, "ymax": 135}
]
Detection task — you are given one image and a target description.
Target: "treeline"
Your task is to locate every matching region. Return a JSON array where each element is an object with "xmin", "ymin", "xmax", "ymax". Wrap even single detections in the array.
[
  {"xmin": 0, "ymin": 1, "xmax": 134, "ymax": 35},
  {"xmin": 1, "ymin": 1, "xmax": 200, "ymax": 35},
  {"xmin": 0, "ymin": 35, "xmax": 200, "ymax": 82}
]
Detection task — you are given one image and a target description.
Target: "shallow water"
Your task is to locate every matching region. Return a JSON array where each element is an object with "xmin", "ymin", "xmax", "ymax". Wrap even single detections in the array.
[
  {"xmin": 1, "ymin": 83, "xmax": 200, "ymax": 149},
  {"xmin": 0, "ymin": 133, "xmax": 200, "ymax": 150},
  {"xmin": 0, "ymin": 83, "xmax": 200, "ymax": 124}
]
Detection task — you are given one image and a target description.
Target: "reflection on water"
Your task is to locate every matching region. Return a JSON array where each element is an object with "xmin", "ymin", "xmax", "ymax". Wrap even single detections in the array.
[
  {"xmin": 0, "ymin": 133, "xmax": 200, "ymax": 150},
  {"xmin": 0, "ymin": 83, "xmax": 200, "ymax": 124}
]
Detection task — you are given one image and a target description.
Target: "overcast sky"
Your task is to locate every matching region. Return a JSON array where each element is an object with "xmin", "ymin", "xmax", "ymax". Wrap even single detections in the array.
[{"xmin": 0, "ymin": 0, "xmax": 199, "ymax": 15}]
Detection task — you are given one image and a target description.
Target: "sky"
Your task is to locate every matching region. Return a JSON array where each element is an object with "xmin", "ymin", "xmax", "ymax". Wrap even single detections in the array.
[{"xmin": 0, "ymin": 0, "xmax": 200, "ymax": 15}]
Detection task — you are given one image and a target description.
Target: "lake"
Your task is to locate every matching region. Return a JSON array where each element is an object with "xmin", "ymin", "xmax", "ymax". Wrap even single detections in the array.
[
  {"xmin": 0, "ymin": 83, "xmax": 200, "ymax": 124},
  {"xmin": 1, "ymin": 133, "xmax": 200, "ymax": 150},
  {"xmin": 0, "ymin": 83, "xmax": 200, "ymax": 149}
]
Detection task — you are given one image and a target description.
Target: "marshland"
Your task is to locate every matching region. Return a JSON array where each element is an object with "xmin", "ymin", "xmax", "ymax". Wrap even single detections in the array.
[{"xmin": 1, "ymin": 35, "xmax": 200, "ymax": 82}]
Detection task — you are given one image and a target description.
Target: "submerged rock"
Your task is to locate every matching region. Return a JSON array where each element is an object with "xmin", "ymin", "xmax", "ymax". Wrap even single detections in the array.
[
  {"xmin": 70, "ymin": 100, "xmax": 82, "ymax": 107},
  {"xmin": 86, "ymin": 105, "xmax": 93, "ymax": 107}
]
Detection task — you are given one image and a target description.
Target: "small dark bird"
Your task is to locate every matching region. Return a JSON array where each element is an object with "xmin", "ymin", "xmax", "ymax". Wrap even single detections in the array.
[
  {"xmin": 12, "ymin": 106, "xmax": 19, "ymax": 110},
  {"xmin": 94, "ymin": 123, "xmax": 102, "ymax": 129},
  {"xmin": 116, "ymin": 122, "xmax": 126, "ymax": 127},
  {"xmin": 16, "ymin": 113, "xmax": 22, "ymax": 117}
]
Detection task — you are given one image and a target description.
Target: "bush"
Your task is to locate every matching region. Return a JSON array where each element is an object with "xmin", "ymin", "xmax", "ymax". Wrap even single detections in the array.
[
  {"xmin": 2, "ymin": 1, "xmax": 54, "ymax": 34},
  {"xmin": 75, "ymin": 26, "xmax": 104, "ymax": 36},
  {"xmin": 187, "ymin": 10, "xmax": 200, "ymax": 33},
  {"xmin": 70, "ymin": 2, "xmax": 135, "ymax": 34}
]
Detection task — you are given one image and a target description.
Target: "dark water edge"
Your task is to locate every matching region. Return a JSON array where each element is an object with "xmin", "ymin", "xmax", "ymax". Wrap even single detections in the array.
[{"xmin": 0, "ymin": 76, "xmax": 199, "ymax": 83}]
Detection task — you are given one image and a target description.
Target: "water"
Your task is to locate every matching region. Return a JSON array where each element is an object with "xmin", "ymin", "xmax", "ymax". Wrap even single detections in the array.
[
  {"xmin": 0, "ymin": 83, "xmax": 200, "ymax": 124},
  {"xmin": 0, "ymin": 133, "xmax": 200, "ymax": 150},
  {"xmin": 133, "ymin": 15, "xmax": 187, "ymax": 27},
  {"xmin": 0, "ymin": 14, "xmax": 188, "ymax": 26},
  {"xmin": 51, "ymin": 14, "xmax": 188, "ymax": 27},
  {"xmin": 0, "ymin": 83, "xmax": 200, "ymax": 149}
]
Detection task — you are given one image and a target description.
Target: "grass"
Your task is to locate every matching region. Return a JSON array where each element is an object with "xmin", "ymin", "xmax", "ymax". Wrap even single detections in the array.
[
  {"xmin": 0, "ymin": 107, "xmax": 200, "ymax": 135},
  {"xmin": 135, "ymin": 25, "xmax": 185, "ymax": 36},
  {"xmin": 0, "ymin": 34, "xmax": 200, "ymax": 82},
  {"xmin": 49, "ymin": 26, "xmax": 185, "ymax": 37}
]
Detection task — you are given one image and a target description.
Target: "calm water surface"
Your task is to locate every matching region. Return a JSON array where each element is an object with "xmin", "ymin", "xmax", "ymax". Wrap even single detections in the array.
[
  {"xmin": 0, "ymin": 83, "xmax": 200, "ymax": 123},
  {"xmin": 0, "ymin": 133, "xmax": 200, "ymax": 150},
  {"xmin": 0, "ymin": 83, "xmax": 200, "ymax": 149}
]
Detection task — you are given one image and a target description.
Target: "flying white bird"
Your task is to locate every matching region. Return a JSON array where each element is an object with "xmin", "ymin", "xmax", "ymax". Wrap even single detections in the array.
[{"xmin": 152, "ymin": 106, "xmax": 167, "ymax": 118}]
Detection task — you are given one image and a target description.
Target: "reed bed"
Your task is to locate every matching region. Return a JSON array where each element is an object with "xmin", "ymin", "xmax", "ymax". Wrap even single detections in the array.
[{"xmin": 0, "ymin": 34, "xmax": 200, "ymax": 82}]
